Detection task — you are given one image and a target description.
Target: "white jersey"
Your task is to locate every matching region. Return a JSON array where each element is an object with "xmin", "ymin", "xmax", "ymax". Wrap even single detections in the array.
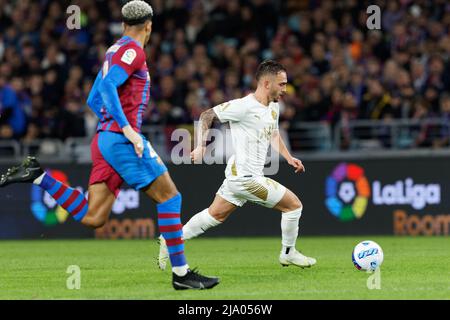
[{"xmin": 213, "ymin": 94, "xmax": 279, "ymax": 179}]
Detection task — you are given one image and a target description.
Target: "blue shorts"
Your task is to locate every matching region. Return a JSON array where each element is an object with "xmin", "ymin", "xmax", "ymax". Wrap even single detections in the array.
[{"xmin": 97, "ymin": 131, "xmax": 168, "ymax": 190}]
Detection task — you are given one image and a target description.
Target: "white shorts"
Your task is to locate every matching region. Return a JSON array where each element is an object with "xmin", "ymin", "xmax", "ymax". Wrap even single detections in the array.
[{"xmin": 216, "ymin": 176, "xmax": 287, "ymax": 208}]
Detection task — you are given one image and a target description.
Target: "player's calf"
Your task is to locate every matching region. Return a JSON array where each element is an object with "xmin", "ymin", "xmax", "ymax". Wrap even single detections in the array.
[
  {"xmin": 79, "ymin": 184, "xmax": 117, "ymax": 229},
  {"xmin": 158, "ymin": 208, "xmax": 221, "ymax": 271},
  {"xmin": 158, "ymin": 207, "xmax": 223, "ymax": 271},
  {"xmin": 183, "ymin": 208, "xmax": 222, "ymax": 240},
  {"xmin": 156, "ymin": 192, "xmax": 190, "ymax": 276},
  {"xmin": 273, "ymin": 188, "xmax": 316, "ymax": 267},
  {"xmin": 181, "ymin": 195, "xmax": 237, "ymax": 242}
]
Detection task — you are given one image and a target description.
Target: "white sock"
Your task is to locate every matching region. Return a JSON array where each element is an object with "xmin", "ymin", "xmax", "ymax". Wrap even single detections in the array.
[
  {"xmin": 33, "ymin": 172, "xmax": 46, "ymax": 185},
  {"xmin": 281, "ymin": 207, "xmax": 302, "ymax": 255},
  {"xmin": 172, "ymin": 265, "xmax": 189, "ymax": 276},
  {"xmin": 182, "ymin": 208, "xmax": 222, "ymax": 240}
]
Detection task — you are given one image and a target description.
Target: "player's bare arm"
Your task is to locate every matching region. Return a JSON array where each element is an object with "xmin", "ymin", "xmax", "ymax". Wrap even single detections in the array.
[
  {"xmin": 271, "ymin": 130, "xmax": 305, "ymax": 173},
  {"xmin": 122, "ymin": 125, "xmax": 144, "ymax": 158},
  {"xmin": 191, "ymin": 108, "xmax": 218, "ymax": 162}
]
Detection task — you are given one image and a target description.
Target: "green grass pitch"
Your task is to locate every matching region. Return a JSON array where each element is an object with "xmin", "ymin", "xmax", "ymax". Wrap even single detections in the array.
[{"xmin": 0, "ymin": 237, "xmax": 448, "ymax": 299}]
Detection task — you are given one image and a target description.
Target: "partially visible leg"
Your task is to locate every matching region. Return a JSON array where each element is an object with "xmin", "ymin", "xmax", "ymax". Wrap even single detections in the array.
[
  {"xmin": 0, "ymin": 151, "xmax": 118, "ymax": 228},
  {"xmin": 273, "ymin": 188, "xmax": 316, "ymax": 267},
  {"xmin": 34, "ymin": 171, "xmax": 91, "ymax": 222},
  {"xmin": 145, "ymin": 172, "xmax": 220, "ymax": 290},
  {"xmin": 82, "ymin": 133, "xmax": 123, "ymax": 229},
  {"xmin": 36, "ymin": 173, "xmax": 116, "ymax": 228},
  {"xmin": 98, "ymin": 131, "xmax": 218, "ymax": 289},
  {"xmin": 159, "ymin": 189, "xmax": 238, "ymax": 271},
  {"xmin": 143, "ymin": 172, "xmax": 189, "ymax": 276},
  {"xmin": 273, "ymin": 189, "xmax": 303, "ymax": 254},
  {"xmin": 75, "ymin": 131, "xmax": 119, "ymax": 228},
  {"xmin": 0, "ymin": 156, "xmax": 101, "ymax": 224},
  {"xmin": 233, "ymin": 176, "xmax": 303, "ymax": 255},
  {"xmin": 143, "ymin": 171, "xmax": 178, "ymax": 203},
  {"xmin": 208, "ymin": 195, "xmax": 239, "ymax": 222},
  {"xmin": 81, "ymin": 183, "xmax": 116, "ymax": 229},
  {"xmin": 183, "ymin": 195, "xmax": 238, "ymax": 240}
]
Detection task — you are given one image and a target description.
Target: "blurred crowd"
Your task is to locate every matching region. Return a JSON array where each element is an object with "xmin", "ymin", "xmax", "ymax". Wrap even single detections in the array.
[{"xmin": 0, "ymin": 0, "xmax": 449, "ymax": 150}]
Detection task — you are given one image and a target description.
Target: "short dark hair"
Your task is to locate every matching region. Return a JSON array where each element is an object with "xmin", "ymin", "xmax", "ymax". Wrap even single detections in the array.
[{"xmin": 255, "ymin": 60, "xmax": 287, "ymax": 82}]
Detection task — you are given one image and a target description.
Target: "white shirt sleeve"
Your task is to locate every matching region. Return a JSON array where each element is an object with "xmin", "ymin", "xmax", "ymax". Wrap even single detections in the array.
[
  {"xmin": 213, "ymin": 99, "xmax": 246, "ymax": 123},
  {"xmin": 274, "ymin": 103, "xmax": 280, "ymax": 130}
]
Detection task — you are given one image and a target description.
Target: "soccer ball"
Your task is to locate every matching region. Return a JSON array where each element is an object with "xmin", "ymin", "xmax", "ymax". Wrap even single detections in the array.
[{"xmin": 352, "ymin": 240, "xmax": 384, "ymax": 271}]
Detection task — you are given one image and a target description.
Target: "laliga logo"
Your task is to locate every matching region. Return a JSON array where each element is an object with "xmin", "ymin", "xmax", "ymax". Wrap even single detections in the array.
[
  {"xmin": 325, "ymin": 163, "xmax": 371, "ymax": 221},
  {"xmin": 31, "ymin": 170, "xmax": 70, "ymax": 226},
  {"xmin": 326, "ymin": 163, "xmax": 442, "ymax": 221},
  {"xmin": 372, "ymin": 178, "xmax": 440, "ymax": 210}
]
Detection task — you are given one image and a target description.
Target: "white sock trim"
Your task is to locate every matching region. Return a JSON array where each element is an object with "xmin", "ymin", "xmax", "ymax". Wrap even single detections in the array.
[
  {"xmin": 282, "ymin": 207, "xmax": 303, "ymax": 219},
  {"xmin": 33, "ymin": 172, "xmax": 46, "ymax": 185},
  {"xmin": 182, "ymin": 208, "xmax": 222, "ymax": 240},
  {"xmin": 172, "ymin": 264, "xmax": 189, "ymax": 276},
  {"xmin": 203, "ymin": 208, "xmax": 222, "ymax": 226}
]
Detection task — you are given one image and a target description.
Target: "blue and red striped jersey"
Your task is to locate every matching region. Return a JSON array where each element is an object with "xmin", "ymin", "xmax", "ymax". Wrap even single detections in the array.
[{"xmin": 97, "ymin": 36, "xmax": 150, "ymax": 133}]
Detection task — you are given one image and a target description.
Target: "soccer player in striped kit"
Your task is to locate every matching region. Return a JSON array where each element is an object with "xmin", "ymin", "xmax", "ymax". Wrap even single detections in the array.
[{"xmin": 0, "ymin": 0, "xmax": 218, "ymax": 290}]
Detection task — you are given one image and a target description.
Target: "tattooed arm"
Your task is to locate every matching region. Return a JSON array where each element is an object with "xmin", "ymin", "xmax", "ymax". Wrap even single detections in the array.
[
  {"xmin": 191, "ymin": 100, "xmax": 244, "ymax": 162},
  {"xmin": 197, "ymin": 108, "xmax": 218, "ymax": 148},
  {"xmin": 190, "ymin": 108, "xmax": 218, "ymax": 162}
]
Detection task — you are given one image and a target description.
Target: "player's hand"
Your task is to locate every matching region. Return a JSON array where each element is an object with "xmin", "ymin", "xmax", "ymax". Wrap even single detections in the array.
[
  {"xmin": 123, "ymin": 125, "xmax": 144, "ymax": 158},
  {"xmin": 288, "ymin": 157, "xmax": 305, "ymax": 173},
  {"xmin": 190, "ymin": 146, "xmax": 205, "ymax": 163}
]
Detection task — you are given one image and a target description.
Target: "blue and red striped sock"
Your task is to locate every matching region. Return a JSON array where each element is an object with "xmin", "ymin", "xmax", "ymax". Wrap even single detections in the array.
[
  {"xmin": 36, "ymin": 173, "xmax": 88, "ymax": 221},
  {"xmin": 157, "ymin": 193, "xmax": 189, "ymax": 274}
]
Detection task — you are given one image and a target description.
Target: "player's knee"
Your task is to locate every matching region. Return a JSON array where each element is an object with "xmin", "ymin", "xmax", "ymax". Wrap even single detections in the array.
[
  {"xmin": 285, "ymin": 197, "xmax": 302, "ymax": 213},
  {"xmin": 143, "ymin": 172, "xmax": 180, "ymax": 203},
  {"xmin": 150, "ymin": 182, "xmax": 179, "ymax": 203},
  {"xmin": 294, "ymin": 197, "xmax": 303, "ymax": 211},
  {"xmin": 157, "ymin": 190, "xmax": 180, "ymax": 204}
]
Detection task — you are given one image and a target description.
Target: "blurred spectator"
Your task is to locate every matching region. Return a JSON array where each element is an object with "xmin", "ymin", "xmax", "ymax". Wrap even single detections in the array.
[
  {"xmin": 57, "ymin": 100, "xmax": 86, "ymax": 140},
  {"xmin": 0, "ymin": 75, "xmax": 27, "ymax": 138},
  {"xmin": 433, "ymin": 94, "xmax": 450, "ymax": 148},
  {"xmin": 0, "ymin": 0, "xmax": 448, "ymax": 152},
  {"xmin": 412, "ymin": 98, "xmax": 435, "ymax": 148},
  {"xmin": 360, "ymin": 79, "xmax": 392, "ymax": 120}
]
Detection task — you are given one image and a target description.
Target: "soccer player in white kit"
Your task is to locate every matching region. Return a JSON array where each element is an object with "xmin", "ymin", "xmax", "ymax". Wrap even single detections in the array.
[{"xmin": 159, "ymin": 60, "xmax": 316, "ymax": 269}]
